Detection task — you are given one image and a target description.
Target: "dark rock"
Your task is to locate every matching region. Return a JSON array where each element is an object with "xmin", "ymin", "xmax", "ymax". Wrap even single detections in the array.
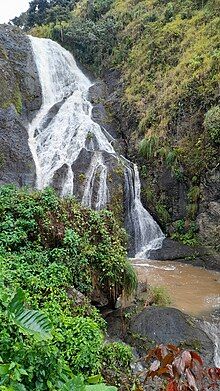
[
  {"xmin": 88, "ymin": 77, "xmax": 125, "ymax": 147},
  {"xmin": 90, "ymin": 287, "xmax": 109, "ymax": 307},
  {"xmin": 0, "ymin": 106, "xmax": 36, "ymax": 186},
  {"xmin": 51, "ymin": 164, "xmax": 69, "ymax": 194},
  {"xmin": 145, "ymin": 167, "xmax": 188, "ymax": 222},
  {"xmin": 67, "ymin": 286, "xmax": 86, "ymax": 306},
  {"xmin": 197, "ymin": 202, "xmax": 220, "ymax": 248},
  {"xmin": 200, "ymin": 167, "xmax": 220, "ymax": 208},
  {"xmin": 149, "ymin": 238, "xmax": 202, "ymax": 261},
  {"xmin": 0, "ymin": 25, "xmax": 42, "ymax": 119},
  {"xmin": 130, "ymin": 307, "xmax": 214, "ymax": 365},
  {"xmin": 150, "ymin": 238, "xmax": 220, "ymax": 271},
  {"xmin": 0, "ymin": 25, "xmax": 42, "ymax": 187},
  {"xmin": 88, "ymin": 80, "xmax": 108, "ymax": 102}
]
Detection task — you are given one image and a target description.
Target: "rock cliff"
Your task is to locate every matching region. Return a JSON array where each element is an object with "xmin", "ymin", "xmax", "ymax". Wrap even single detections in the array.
[{"xmin": 0, "ymin": 25, "xmax": 41, "ymax": 186}]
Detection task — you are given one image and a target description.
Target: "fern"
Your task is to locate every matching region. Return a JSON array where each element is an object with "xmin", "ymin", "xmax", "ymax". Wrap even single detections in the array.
[{"xmin": 8, "ymin": 288, "xmax": 52, "ymax": 340}]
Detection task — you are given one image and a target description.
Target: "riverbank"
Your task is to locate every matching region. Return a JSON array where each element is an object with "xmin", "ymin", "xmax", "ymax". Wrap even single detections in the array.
[{"xmin": 104, "ymin": 259, "xmax": 220, "ymax": 372}]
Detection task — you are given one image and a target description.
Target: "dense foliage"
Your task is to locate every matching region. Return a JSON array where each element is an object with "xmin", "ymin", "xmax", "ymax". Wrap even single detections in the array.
[{"xmin": 0, "ymin": 186, "xmax": 135, "ymax": 390}]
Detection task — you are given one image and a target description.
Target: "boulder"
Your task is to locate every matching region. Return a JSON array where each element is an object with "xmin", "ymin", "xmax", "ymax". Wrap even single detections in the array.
[
  {"xmin": 129, "ymin": 307, "xmax": 214, "ymax": 365},
  {"xmin": 149, "ymin": 238, "xmax": 220, "ymax": 271}
]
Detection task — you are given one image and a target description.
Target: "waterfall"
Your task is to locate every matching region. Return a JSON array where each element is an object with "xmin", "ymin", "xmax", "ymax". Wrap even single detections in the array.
[
  {"xmin": 28, "ymin": 36, "xmax": 165, "ymax": 258},
  {"xmin": 124, "ymin": 165, "xmax": 164, "ymax": 257}
]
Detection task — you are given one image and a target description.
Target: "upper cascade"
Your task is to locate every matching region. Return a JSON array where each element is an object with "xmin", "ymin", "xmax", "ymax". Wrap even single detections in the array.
[{"xmin": 28, "ymin": 36, "xmax": 165, "ymax": 258}]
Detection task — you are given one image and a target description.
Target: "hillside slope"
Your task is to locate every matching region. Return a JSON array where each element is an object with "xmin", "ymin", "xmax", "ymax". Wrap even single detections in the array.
[{"xmin": 8, "ymin": 0, "xmax": 220, "ymax": 253}]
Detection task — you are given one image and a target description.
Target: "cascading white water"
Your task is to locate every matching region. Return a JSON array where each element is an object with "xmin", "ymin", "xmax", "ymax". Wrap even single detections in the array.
[
  {"xmin": 28, "ymin": 36, "xmax": 113, "ymax": 194},
  {"xmin": 125, "ymin": 165, "xmax": 165, "ymax": 257},
  {"xmin": 28, "ymin": 36, "xmax": 165, "ymax": 258}
]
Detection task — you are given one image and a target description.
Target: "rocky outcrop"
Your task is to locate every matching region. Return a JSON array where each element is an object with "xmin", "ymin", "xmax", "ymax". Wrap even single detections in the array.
[
  {"xmin": 88, "ymin": 77, "xmax": 125, "ymax": 154},
  {"xmin": 99, "ymin": 69, "xmax": 220, "ymax": 263},
  {"xmin": 105, "ymin": 306, "xmax": 215, "ymax": 367},
  {"xmin": 197, "ymin": 167, "xmax": 220, "ymax": 251},
  {"xmin": 149, "ymin": 238, "xmax": 220, "ymax": 271},
  {"xmin": 0, "ymin": 25, "xmax": 41, "ymax": 186},
  {"xmin": 129, "ymin": 307, "xmax": 215, "ymax": 366},
  {"xmin": 130, "ymin": 307, "xmax": 214, "ymax": 364}
]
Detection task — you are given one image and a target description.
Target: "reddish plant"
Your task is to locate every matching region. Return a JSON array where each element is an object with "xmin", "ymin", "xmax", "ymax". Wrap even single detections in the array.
[{"xmin": 145, "ymin": 344, "xmax": 220, "ymax": 390}]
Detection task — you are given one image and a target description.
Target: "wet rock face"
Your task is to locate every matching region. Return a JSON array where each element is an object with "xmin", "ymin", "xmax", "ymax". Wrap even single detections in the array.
[
  {"xmin": 88, "ymin": 77, "xmax": 126, "ymax": 154},
  {"xmin": 0, "ymin": 25, "xmax": 41, "ymax": 187},
  {"xmin": 0, "ymin": 106, "xmax": 36, "ymax": 186},
  {"xmin": 130, "ymin": 307, "xmax": 214, "ymax": 366},
  {"xmin": 197, "ymin": 202, "xmax": 220, "ymax": 248},
  {"xmin": 197, "ymin": 167, "xmax": 220, "ymax": 250},
  {"xmin": 51, "ymin": 147, "xmax": 125, "ymax": 221}
]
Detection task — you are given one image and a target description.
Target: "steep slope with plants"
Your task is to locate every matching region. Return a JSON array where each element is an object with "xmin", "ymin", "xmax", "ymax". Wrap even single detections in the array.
[
  {"xmin": 0, "ymin": 185, "xmax": 136, "ymax": 390},
  {"xmin": 12, "ymin": 0, "xmax": 220, "ymax": 255}
]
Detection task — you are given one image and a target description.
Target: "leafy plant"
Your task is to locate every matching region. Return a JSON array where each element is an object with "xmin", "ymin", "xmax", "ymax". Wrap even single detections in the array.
[
  {"xmin": 204, "ymin": 106, "xmax": 220, "ymax": 144},
  {"xmin": 59, "ymin": 374, "xmax": 117, "ymax": 391},
  {"xmin": 148, "ymin": 286, "xmax": 171, "ymax": 307},
  {"xmin": 139, "ymin": 136, "xmax": 159, "ymax": 160},
  {"xmin": 0, "ymin": 186, "xmax": 134, "ymax": 390},
  {"xmin": 145, "ymin": 344, "xmax": 220, "ymax": 390},
  {"xmin": 7, "ymin": 288, "xmax": 52, "ymax": 340}
]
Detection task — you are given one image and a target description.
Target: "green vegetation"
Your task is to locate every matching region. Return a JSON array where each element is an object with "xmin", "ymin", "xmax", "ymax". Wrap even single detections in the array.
[
  {"xmin": 0, "ymin": 185, "xmax": 136, "ymax": 390},
  {"xmin": 171, "ymin": 219, "xmax": 198, "ymax": 246},
  {"xmin": 148, "ymin": 286, "xmax": 172, "ymax": 307},
  {"xmin": 204, "ymin": 105, "xmax": 220, "ymax": 144}
]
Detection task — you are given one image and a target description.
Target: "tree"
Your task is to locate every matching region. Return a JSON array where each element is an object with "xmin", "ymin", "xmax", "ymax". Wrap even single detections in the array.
[{"xmin": 27, "ymin": 0, "xmax": 49, "ymax": 27}]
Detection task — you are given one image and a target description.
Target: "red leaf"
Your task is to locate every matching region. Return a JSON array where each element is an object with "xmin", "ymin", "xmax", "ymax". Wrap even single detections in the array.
[
  {"xmin": 161, "ymin": 352, "xmax": 175, "ymax": 367},
  {"xmin": 190, "ymin": 351, "xmax": 203, "ymax": 366},
  {"xmin": 208, "ymin": 367, "xmax": 220, "ymax": 381},
  {"xmin": 157, "ymin": 366, "xmax": 171, "ymax": 376},
  {"xmin": 166, "ymin": 381, "xmax": 178, "ymax": 391},
  {"xmin": 181, "ymin": 351, "xmax": 192, "ymax": 369},
  {"xmin": 146, "ymin": 348, "xmax": 157, "ymax": 361},
  {"xmin": 173, "ymin": 356, "xmax": 185, "ymax": 376},
  {"xmin": 185, "ymin": 368, "xmax": 198, "ymax": 390},
  {"xmin": 167, "ymin": 344, "xmax": 180, "ymax": 353},
  {"xmin": 160, "ymin": 344, "xmax": 169, "ymax": 358}
]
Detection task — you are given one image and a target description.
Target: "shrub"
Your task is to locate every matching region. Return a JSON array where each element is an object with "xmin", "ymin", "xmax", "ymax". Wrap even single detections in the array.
[
  {"xmin": 102, "ymin": 342, "xmax": 132, "ymax": 372},
  {"xmin": 149, "ymin": 286, "xmax": 172, "ymax": 307},
  {"xmin": 0, "ymin": 185, "xmax": 136, "ymax": 390},
  {"xmin": 204, "ymin": 106, "xmax": 220, "ymax": 144}
]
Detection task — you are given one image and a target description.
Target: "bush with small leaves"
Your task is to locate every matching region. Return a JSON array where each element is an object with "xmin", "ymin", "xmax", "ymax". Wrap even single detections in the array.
[{"xmin": 204, "ymin": 106, "xmax": 220, "ymax": 144}]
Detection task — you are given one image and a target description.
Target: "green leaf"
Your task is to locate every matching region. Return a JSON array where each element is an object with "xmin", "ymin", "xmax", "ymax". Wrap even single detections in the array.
[
  {"xmin": 86, "ymin": 385, "xmax": 117, "ymax": 391},
  {"xmin": 60, "ymin": 375, "xmax": 86, "ymax": 391},
  {"xmin": 0, "ymin": 363, "xmax": 10, "ymax": 375},
  {"xmin": 87, "ymin": 375, "xmax": 102, "ymax": 385},
  {"xmin": 8, "ymin": 289, "xmax": 52, "ymax": 340},
  {"xmin": 8, "ymin": 289, "xmax": 24, "ymax": 314}
]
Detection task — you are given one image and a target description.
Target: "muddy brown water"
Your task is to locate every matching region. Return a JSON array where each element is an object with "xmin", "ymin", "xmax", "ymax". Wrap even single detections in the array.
[
  {"xmin": 131, "ymin": 260, "xmax": 220, "ymax": 366},
  {"xmin": 132, "ymin": 259, "xmax": 220, "ymax": 317}
]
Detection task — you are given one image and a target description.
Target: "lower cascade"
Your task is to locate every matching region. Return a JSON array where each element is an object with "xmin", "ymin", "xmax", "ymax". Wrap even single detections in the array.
[{"xmin": 28, "ymin": 36, "xmax": 165, "ymax": 257}]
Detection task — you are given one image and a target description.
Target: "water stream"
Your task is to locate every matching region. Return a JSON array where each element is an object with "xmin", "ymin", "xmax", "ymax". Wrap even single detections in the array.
[
  {"xmin": 132, "ymin": 259, "xmax": 220, "ymax": 366},
  {"xmin": 28, "ymin": 36, "xmax": 165, "ymax": 257}
]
